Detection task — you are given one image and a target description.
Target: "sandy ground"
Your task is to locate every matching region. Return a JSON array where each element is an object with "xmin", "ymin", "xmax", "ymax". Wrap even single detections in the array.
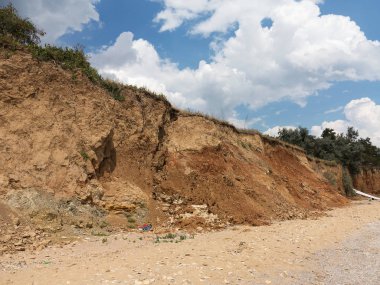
[{"xmin": 0, "ymin": 200, "xmax": 379, "ymax": 285}]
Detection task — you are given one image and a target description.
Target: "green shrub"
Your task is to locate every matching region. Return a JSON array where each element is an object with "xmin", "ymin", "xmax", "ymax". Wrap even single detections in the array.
[{"xmin": 0, "ymin": 4, "xmax": 44, "ymax": 49}]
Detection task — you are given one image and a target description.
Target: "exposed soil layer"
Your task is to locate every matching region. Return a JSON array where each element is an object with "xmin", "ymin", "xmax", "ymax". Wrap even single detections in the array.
[
  {"xmin": 354, "ymin": 168, "xmax": 380, "ymax": 195},
  {"xmin": 0, "ymin": 50, "xmax": 348, "ymax": 253}
]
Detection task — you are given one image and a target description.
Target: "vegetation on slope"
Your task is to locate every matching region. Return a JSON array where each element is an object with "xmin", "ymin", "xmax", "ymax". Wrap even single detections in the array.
[
  {"xmin": 1, "ymin": 4, "xmax": 134, "ymax": 102},
  {"xmin": 0, "ymin": 4, "xmax": 44, "ymax": 48},
  {"xmin": 276, "ymin": 126, "xmax": 380, "ymax": 195},
  {"xmin": 277, "ymin": 127, "xmax": 380, "ymax": 173}
]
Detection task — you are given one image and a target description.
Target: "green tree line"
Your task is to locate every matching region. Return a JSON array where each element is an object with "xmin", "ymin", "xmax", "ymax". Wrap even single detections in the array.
[{"xmin": 277, "ymin": 126, "xmax": 380, "ymax": 175}]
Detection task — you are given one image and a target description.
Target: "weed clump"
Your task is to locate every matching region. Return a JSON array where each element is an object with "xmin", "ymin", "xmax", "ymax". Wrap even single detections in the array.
[
  {"xmin": 154, "ymin": 233, "xmax": 191, "ymax": 244},
  {"xmin": 163, "ymin": 233, "xmax": 176, "ymax": 239}
]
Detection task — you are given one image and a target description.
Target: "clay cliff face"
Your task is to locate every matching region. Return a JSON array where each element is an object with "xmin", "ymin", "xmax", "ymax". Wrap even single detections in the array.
[
  {"xmin": 354, "ymin": 168, "xmax": 380, "ymax": 195},
  {"xmin": 0, "ymin": 51, "xmax": 347, "ymax": 243}
]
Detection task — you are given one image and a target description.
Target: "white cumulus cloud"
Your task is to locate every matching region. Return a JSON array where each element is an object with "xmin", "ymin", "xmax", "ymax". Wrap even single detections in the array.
[
  {"xmin": 90, "ymin": 0, "xmax": 380, "ymax": 126},
  {"xmin": 6, "ymin": 0, "xmax": 100, "ymax": 43},
  {"xmin": 311, "ymin": 98, "xmax": 380, "ymax": 147}
]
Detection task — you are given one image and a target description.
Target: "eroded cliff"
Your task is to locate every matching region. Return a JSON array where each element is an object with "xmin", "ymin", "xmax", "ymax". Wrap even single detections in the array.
[
  {"xmin": 0, "ymin": 51, "xmax": 348, "ymax": 252},
  {"xmin": 354, "ymin": 168, "xmax": 380, "ymax": 195}
]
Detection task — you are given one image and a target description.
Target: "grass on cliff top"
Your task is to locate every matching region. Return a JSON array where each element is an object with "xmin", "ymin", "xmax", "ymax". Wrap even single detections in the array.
[
  {"xmin": 28, "ymin": 44, "xmax": 126, "ymax": 101},
  {"xmin": 178, "ymin": 109, "xmax": 305, "ymax": 153},
  {"xmin": 0, "ymin": 4, "xmax": 169, "ymax": 103}
]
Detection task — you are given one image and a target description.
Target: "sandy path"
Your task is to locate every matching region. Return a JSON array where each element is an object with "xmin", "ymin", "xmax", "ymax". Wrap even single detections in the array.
[{"xmin": 0, "ymin": 201, "xmax": 379, "ymax": 285}]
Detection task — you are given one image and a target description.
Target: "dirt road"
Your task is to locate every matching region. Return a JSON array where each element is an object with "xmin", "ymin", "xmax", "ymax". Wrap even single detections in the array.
[{"xmin": 1, "ymin": 201, "xmax": 379, "ymax": 285}]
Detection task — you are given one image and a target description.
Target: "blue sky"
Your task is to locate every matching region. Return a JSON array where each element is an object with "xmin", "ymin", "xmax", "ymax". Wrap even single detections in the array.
[
  {"xmin": 8, "ymin": 0, "xmax": 380, "ymax": 145},
  {"xmin": 60, "ymin": 0, "xmax": 380, "ymax": 68},
  {"xmin": 60, "ymin": 0, "xmax": 212, "ymax": 68}
]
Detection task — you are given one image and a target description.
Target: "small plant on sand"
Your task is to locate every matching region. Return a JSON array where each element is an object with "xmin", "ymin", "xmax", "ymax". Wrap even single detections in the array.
[
  {"xmin": 128, "ymin": 224, "xmax": 136, "ymax": 229},
  {"xmin": 80, "ymin": 150, "xmax": 90, "ymax": 161},
  {"xmin": 153, "ymin": 233, "xmax": 191, "ymax": 244},
  {"xmin": 99, "ymin": 220, "xmax": 109, "ymax": 229},
  {"xmin": 163, "ymin": 233, "xmax": 177, "ymax": 239},
  {"xmin": 179, "ymin": 235, "xmax": 187, "ymax": 241}
]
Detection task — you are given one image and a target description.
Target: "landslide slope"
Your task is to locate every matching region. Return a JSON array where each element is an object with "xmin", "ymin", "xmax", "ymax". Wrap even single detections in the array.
[{"xmin": 0, "ymin": 51, "xmax": 347, "ymax": 248}]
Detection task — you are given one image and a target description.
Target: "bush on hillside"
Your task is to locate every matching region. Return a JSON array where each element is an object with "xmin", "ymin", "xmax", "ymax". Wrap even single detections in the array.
[
  {"xmin": 0, "ymin": 4, "xmax": 44, "ymax": 49},
  {"xmin": 277, "ymin": 126, "xmax": 380, "ymax": 197}
]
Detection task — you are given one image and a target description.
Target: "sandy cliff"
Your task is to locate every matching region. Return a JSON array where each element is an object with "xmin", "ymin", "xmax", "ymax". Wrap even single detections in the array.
[
  {"xmin": 354, "ymin": 168, "xmax": 380, "ymax": 195},
  {"xmin": 0, "ymin": 51, "xmax": 348, "ymax": 252}
]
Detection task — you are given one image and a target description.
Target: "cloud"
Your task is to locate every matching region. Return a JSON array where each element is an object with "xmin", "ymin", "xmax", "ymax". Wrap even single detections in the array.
[
  {"xmin": 264, "ymin": 126, "xmax": 297, "ymax": 137},
  {"xmin": 91, "ymin": 0, "xmax": 380, "ymax": 125},
  {"xmin": 154, "ymin": 0, "xmax": 209, "ymax": 32},
  {"xmin": 89, "ymin": 32, "xmax": 206, "ymax": 110},
  {"xmin": 324, "ymin": 106, "xmax": 344, "ymax": 114},
  {"xmin": 310, "ymin": 120, "xmax": 350, "ymax": 137},
  {"xmin": 311, "ymin": 98, "xmax": 380, "ymax": 146},
  {"xmin": 7, "ymin": 0, "xmax": 100, "ymax": 43}
]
